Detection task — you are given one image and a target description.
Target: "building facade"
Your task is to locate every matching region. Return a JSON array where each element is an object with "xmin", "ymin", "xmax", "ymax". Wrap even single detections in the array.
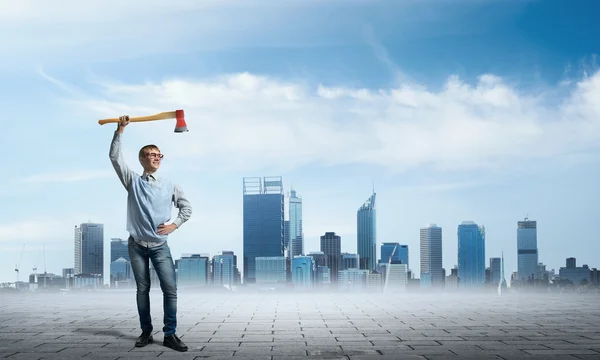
[
  {"xmin": 357, "ymin": 192, "xmax": 376, "ymax": 271},
  {"xmin": 74, "ymin": 223, "xmax": 104, "ymax": 278},
  {"xmin": 517, "ymin": 218, "xmax": 538, "ymax": 282},
  {"xmin": 457, "ymin": 221, "xmax": 486, "ymax": 288},
  {"xmin": 420, "ymin": 224, "xmax": 443, "ymax": 287},
  {"xmin": 243, "ymin": 176, "xmax": 285, "ymax": 284},
  {"xmin": 288, "ymin": 189, "xmax": 304, "ymax": 258},
  {"xmin": 320, "ymin": 232, "xmax": 341, "ymax": 284}
]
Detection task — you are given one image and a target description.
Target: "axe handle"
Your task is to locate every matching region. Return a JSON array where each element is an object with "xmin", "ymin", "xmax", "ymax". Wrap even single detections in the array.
[{"xmin": 98, "ymin": 111, "xmax": 177, "ymax": 125}]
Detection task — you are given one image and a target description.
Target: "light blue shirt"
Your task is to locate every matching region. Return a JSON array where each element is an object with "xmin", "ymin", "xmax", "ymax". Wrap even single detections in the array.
[{"xmin": 109, "ymin": 131, "xmax": 192, "ymax": 247}]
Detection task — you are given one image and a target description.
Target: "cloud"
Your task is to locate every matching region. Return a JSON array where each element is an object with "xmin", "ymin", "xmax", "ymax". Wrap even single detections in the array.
[
  {"xmin": 49, "ymin": 69, "xmax": 600, "ymax": 175},
  {"xmin": 0, "ymin": 0, "xmax": 508, "ymax": 69},
  {"xmin": 0, "ymin": 218, "xmax": 64, "ymax": 242},
  {"xmin": 22, "ymin": 170, "xmax": 113, "ymax": 183},
  {"xmin": 0, "ymin": 0, "xmax": 375, "ymax": 69}
]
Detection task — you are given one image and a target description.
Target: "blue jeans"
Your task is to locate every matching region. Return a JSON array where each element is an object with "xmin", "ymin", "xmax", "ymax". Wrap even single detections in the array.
[{"xmin": 128, "ymin": 237, "xmax": 177, "ymax": 335}]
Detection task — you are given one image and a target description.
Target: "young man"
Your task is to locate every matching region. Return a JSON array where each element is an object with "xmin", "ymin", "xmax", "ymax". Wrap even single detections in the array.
[{"xmin": 109, "ymin": 115, "xmax": 192, "ymax": 352}]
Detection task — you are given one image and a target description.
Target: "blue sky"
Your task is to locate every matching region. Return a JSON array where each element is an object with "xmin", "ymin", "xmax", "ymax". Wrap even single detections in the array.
[{"xmin": 1, "ymin": 0, "xmax": 599, "ymax": 285}]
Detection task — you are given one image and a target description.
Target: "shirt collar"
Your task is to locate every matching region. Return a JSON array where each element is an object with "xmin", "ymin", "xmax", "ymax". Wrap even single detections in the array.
[{"xmin": 143, "ymin": 172, "xmax": 158, "ymax": 181}]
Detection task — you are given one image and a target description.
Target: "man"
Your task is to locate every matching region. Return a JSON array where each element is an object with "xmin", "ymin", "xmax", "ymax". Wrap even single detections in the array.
[{"xmin": 109, "ymin": 115, "xmax": 192, "ymax": 352}]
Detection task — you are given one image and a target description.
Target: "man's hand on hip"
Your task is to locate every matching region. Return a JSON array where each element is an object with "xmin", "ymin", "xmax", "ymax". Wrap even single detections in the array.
[{"xmin": 157, "ymin": 223, "xmax": 177, "ymax": 235}]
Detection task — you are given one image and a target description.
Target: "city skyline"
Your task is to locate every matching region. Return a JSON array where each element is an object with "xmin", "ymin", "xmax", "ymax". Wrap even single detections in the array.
[
  {"xmin": 5, "ymin": 188, "xmax": 593, "ymax": 287},
  {"xmin": 1, "ymin": 0, "xmax": 599, "ymax": 284}
]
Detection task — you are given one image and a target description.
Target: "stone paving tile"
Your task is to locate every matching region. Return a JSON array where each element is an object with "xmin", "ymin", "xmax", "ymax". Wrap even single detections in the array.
[{"xmin": 2, "ymin": 291, "xmax": 600, "ymax": 359}]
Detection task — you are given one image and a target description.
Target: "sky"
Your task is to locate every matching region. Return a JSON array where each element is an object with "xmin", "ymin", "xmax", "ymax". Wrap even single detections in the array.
[{"xmin": 1, "ymin": 0, "xmax": 599, "ymax": 285}]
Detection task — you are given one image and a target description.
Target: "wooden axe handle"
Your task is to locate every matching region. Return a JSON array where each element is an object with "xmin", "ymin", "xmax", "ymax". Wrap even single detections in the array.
[{"xmin": 98, "ymin": 111, "xmax": 177, "ymax": 125}]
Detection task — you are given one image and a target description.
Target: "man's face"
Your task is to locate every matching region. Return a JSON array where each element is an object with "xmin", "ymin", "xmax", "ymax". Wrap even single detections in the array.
[{"xmin": 140, "ymin": 148, "xmax": 163, "ymax": 172}]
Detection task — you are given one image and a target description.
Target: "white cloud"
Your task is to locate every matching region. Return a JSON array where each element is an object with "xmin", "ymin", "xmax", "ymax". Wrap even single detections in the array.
[
  {"xmin": 0, "ymin": 0, "xmax": 375, "ymax": 69},
  {"xmin": 50, "ymin": 69, "xmax": 600, "ymax": 174},
  {"xmin": 0, "ymin": 218, "xmax": 64, "ymax": 242},
  {"xmin": 22, "ymin": 170, "xmax": 113, "ymax": 183}
]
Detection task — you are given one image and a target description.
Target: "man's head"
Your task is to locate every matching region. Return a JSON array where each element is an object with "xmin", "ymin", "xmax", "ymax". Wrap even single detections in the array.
[{"xmin": 139, "ymin": 144, "xmax": 163, "ymax": 173}]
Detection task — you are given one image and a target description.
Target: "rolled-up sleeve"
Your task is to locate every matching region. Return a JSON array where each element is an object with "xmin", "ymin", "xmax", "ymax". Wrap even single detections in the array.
[{"xmin": 172, "ymin": 184, "xmax": 192, "ymax": 228}]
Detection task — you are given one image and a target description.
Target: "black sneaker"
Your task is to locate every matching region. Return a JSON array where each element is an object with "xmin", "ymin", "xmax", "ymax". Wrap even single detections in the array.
[
  {"xmin": 163, "ymin": 334, "xmax": 188, "ymax": 352},
  {"xmin": 135, "ymin": 332, "xmax": 153, "ymax": 347}
]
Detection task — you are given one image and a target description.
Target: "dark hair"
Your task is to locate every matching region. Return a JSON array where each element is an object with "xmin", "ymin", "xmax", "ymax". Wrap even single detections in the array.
[{"xmin": 139, "ymin": 144, "xmax": 160, "ymax": 158}]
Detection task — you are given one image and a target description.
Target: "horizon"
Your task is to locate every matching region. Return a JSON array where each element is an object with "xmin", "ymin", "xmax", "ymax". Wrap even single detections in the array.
[{"xmin": 1, "ymin": 0, "xmax": 599, "ymax": 285}]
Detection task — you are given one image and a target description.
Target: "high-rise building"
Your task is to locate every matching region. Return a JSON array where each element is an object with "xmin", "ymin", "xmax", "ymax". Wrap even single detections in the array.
[
  {"xmin": 457, "ymin": 221, "xmax": 486, "ymax": 288},
  {"xmin": 289, "ymin": 189, "xmax": 303, "ymax": 257},
  {"xmin": 213, "ymin": 251, "xmax": 238, "ymax": 286},
  {"xmin": 517, "ymin": 217, "xmax": 538, "ymax": 282},
  {"xmin": 177, "ymin": 254, "xmax": 209, "ymax": 287},
  {"xmin": 320, "ymin": 232, "xmax": 341, "ymax": 283},
  {"xmin": 292, "ymin": 256, "xmax": 313, "ymax": 288},
  {"xmin": 110, "ymin": 238, "xmax": 129, "ymax": 263},
  {"xmin": 74, "ymin": 223, "xmax": 104, "ymax": 278},
  {"xmin": 420, "ymin": 224, "xmax": 443, "ymax": 287},
  {"xmin": 284, "ymin": 220, "xmax": 290, "ymax": 251},
  {"xmin": 490, "ymin": 257, "xmax": 501, "ymax": 285},
  {"xmin": 341, "ymin": 253, "xmax": 359, "ymax": 270},
  {"xmin": 255, "ymin": 257, "xmax": 287, "ymax": 284},
  {"xmin": 243, "ymin": 176, "xmax": 284, "ymax": 284},
  {"xmin": 380, "ymin": 243, "xmax": 408, "ymax": 267},
  {"xmin": 357, "ymin": 192, "xmax": 376, "ymax": 271}
]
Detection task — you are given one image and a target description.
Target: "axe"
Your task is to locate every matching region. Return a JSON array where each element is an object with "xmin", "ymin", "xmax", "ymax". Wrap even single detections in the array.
[{"xmin": 98, "ymin": 109, "xmax": 188, "ymax": 132}]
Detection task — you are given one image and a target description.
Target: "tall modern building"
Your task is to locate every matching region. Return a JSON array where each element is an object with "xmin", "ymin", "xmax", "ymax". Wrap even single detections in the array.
[
  {"xmin": 74, "ymin": 223, "xmax": 104, "ymax": 278},
  {"xmin": 110, "ymin": 238, "xmax": 129, "ymax": 263},
  {"xmin": 357, "ymin": 192, "xmax": 376, "ymax": 271},
  {"xmin": 517, "ymin": 217, "xmax": 538, "ymax": 282},
  {"xmin": 420, "ymin": 224, "xmax": 443, "ymax": 287},
  {"xmin": 243, "ymin": 177, "xmax": 284, "ymax": 284},
  {"xmin": 457, "ymin": 221, "xmax": 486, "ymax": 288},
  {"xmin": 320, "ymin": 232, "xmax": 341, "ymax": 284},
  {"xmin": 213, "ymin": 251, "xmax": 238, "ymax": 286},
  {"xmin": 289, "ymin": 189, "xmax": 303, "ymax": 257},
  {"xmin": 283, "ymin": 220, "xmax": 290, "ymax": 251},
  {"xmin": 255, "ymin": 257, "xmax": 287, "ymax": 284},
  {"xmin": 177, "ymin": 254, "xmax": 209, "ymax": 287},
  {"xmin": 490, "ymin": 257, "xmax": 501, "ymax": 285},
  {"xmin": 292, "ymin": 256, "xmax": 314, "ymax": 288},
  {"xmin": 380, "ymin": 243, "xmax": 408, "ymax": 268}
]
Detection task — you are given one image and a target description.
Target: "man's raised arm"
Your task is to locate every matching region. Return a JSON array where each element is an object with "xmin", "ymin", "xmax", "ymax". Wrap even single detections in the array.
[{"xmin": 109, "ymin": 116, "xmax": 134, "ymax": 190}]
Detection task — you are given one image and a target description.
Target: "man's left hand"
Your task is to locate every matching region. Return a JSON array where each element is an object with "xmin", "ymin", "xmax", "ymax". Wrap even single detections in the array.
[{"xmin": 157, "ymin": 223, "xmax": 177, "ymax": 235}]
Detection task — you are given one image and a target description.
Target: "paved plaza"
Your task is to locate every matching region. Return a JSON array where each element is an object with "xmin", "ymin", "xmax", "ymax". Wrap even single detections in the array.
[{"xmin": 1, "ymin": 289, "xmax": 600, "ymax": 360}]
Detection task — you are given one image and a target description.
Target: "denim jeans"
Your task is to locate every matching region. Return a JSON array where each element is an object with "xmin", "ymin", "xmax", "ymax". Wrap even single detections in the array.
[{"xmin": 128, "ymin": 237, "xmax": 177, "ymax": 335}]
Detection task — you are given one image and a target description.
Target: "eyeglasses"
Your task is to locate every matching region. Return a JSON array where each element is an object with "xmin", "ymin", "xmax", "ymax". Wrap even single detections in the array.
[{"xmin": 145, "ymin": 152, "xmax": 164, "ymax": 159}]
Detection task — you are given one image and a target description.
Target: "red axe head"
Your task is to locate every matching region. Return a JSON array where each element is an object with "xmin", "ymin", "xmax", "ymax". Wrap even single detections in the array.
[{"xmin": 174, "ymin": 110, "xmax": 188, "ymax": 133}]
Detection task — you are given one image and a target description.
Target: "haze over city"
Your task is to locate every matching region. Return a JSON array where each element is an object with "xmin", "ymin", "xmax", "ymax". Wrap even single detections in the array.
[{"xmin": 1, "ymin": 0, "xmax": 599, "ymax": 286}]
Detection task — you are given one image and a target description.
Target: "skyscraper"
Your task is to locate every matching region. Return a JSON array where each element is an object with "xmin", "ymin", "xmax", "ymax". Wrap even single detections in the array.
[
  {"xmin": 110, "ymin": 238, "xmax": 129, "ymax": 263},
  {"xmin": 243, "ymin": 176, "xmax": 284, "ymax": 284},
  {"xmin": 457, "ymin": 221, "xmax": 486, "ymax": 288},
  {"xmin": 74, "ymin": 223, "xmax": 104, "ymax": 278},
  {"xmin": 289, "ymin": 189, "xmax": 303, "ymax": 257},
  {"xmin": 380, "ymin": 243, "xmax": 408, "ymax": 268},
  {"xmin": 357, "ymin": 192, "xmax": 376, "ymax": 271},
  {"xmin": 177, "ymin": 254, "xmax": 209, "ymax": 287},
  {"xmin": 490, "ymin": 257, "xmax": 501, "ymax": 285},
  {"xmin": 213, "ymin": 251, "xmax": 238, "ymax": 286},
  {"xmin": 517, "ymin": 217, "xmax": 538, "ymax": 282},
  {"xmin": 420, "ymin": 224, "xmax": 443, "ymax": 287},
  {"xmin": 283, "ymin": 220, "xmax": 290, "ymax": 251},
  {"xmin": 320, "ymin": 232, "xmax": 341, "ymax": 284}
]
